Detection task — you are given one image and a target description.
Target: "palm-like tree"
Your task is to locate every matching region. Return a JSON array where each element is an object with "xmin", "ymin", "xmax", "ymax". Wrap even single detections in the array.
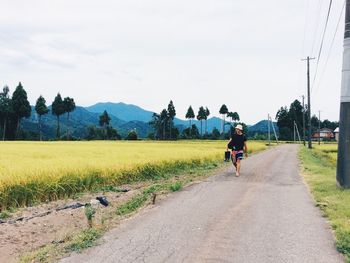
[
  {"xmin": 160, "ymin": 109, "xmax": 168, "ymax": 140},
  {"xmin": 52, "ymin": 93, "xmax": 65, "ymax": 139},
  {"xmin": 63, "ymin": 97, "xmax": 76, "ymax": 140},
  {"xmin": 205, "ymin": 107, "xmax": 210, "ymax": 135},
  {"xmin": 197, "ymin": 106, "xmax": 206, "ymax": 137},
  {"xmin": 0, "ymin": 86, "xmax": 12, "ymax": 141},
  {"xmin": 219, "ymin": 104, "xmax": 229, "ymax": 135},
  {"xmin": 167, "ymin": 100, "xmax": 176, "ymax": 140},
  {"xmin": 99, "ymin": 110, "xmax": 111, "ymax": 139},
  {"xmin": 35, "ymin": 95, "xmax": 49, "ymax": 141}
]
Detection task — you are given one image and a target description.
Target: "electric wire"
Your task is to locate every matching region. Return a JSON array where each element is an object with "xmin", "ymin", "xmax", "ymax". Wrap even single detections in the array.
[
  {"xmin": 313, "ymin": 1, "xmax": 345, "ymax": 95},
  {"xmin": 311, "ymin": 0, "xmax": 323, "ymax": 56},
  {"xmin": 311, "ymin": 0, "xmax": 333, "ymax": 93}
]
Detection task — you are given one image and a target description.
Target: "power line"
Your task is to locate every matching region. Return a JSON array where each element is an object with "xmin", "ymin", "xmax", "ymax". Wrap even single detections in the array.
[
  {"xmin": 311, "ymin": 0, "xmax": 323, "ymax": 56},
  {"xmin": 313, "ymin": 1, "xmax": 345, "ymax": 95},
  {"xmin": 312, "ymin": 0, "xmax": 333, "ymax": 92}
]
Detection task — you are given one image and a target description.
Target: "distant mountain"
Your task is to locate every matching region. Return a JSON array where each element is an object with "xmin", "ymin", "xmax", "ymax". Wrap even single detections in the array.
[
  {"xmin": 19, "ymin": 102, "xmax": 277, "ymax": 140},
  {"xmin": 248, "ymin": 120, "xmax": 278, "ymax": 134},
  {"xmin": 118, "ymin": 120, "xmax": 153, "ymax": 138},
  {"xmin": 174, "ymin": 117, "xmax": 222, "ymax": 133},
  {"xmin": 85, "ymin": 102, "xmax": 223, "ymax": 133},
  {"xmin": 86, "ymin": 102, "xmax": 155, "ymax": 123}
]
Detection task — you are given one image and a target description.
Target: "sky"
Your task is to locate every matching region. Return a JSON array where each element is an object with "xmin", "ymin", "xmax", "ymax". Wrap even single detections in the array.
[{"xmin": 0, "ymin": 0, "xmax": 346, "ymax": 124}]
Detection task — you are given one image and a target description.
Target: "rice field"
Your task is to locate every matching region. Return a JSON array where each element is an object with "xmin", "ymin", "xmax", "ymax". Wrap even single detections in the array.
[
  {"xmin": 0, "ymin": 140, "xmax": 267, "ymax": 209},
  {"xmin": 312, "ymin": 144, "xmax": 338, "ymax": 166}
]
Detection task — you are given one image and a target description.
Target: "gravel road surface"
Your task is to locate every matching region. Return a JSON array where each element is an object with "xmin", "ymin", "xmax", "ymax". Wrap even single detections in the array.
[{"xmin": 61, "ymin": 144, "xmax": 343, "ymax": 263}]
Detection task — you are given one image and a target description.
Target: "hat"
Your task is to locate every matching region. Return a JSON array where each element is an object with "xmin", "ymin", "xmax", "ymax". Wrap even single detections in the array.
[{"xmin": 235, "ymin": 124, "xmax": 243, "ymax": 131}]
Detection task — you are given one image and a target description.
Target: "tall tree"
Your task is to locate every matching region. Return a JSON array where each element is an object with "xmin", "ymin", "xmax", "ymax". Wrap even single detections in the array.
[
  {"xmin": 0, "ymin": 86, "xmax": 12, "ymax": 141},
  {"xmin": 52, "ymin": 93, "xmax": 65, "ymax": 139},
  {"xmin": 197, "ymin": 106, "xmax": 206, "ymax": 137},
  {"xmin": 205, "ymin": 107, "xmax": 210, "ymax": 135},
  {"xmin": 63, "ymin": 97, "xmax": 76, "ymax": 140},
  {"xmin": 219, "ymin": 104, "xmax": 229, "ymax": 135},
  {"xmin": 275, "ymin": 106, "xmax": 292, "ymax": 140},
  {"xmin": 12, "ymin": 82, "xmax": 31, "ymax": 138},
  {"xmin": 35, "ymin": 95, "xmax": 49, "ymax": 141},
  {"xmin": 160, "ymin": 109, "xmax": 168, "ymax": 140},
  {"xmin": 185, "ymin": 106, "xmax": 195, "ymax": 137},
  {"xmin": 149, "ymin": 113, "xmax": 161, "ymax": 139},
  {"xmin": 232, "ymin": 112, "xmax": 240, "ymax": 123},
  {"xmin": 167, "ymin": 100, "xmax": 176, "ymax": 140},
  {"xmin": 227, "ymin": 112, "xmax": 234, "ymax": 126},
  {"xmin": 99, "ymin": 110, "xmax": 111, "ymax": 139}
]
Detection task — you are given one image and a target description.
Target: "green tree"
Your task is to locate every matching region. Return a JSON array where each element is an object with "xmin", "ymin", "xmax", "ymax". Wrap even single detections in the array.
[
  {"xmin": 167, "ymin": 100, "xmax": 176, "ymax": 139},
  {"xmin": 160, "ymin": 109, "xmax": 168, "ymax": 140},
  {"xmin": 211, "ymin": 127, "xmax": 221, "ymax": 139},
  {"xmin": 232, "ymin": 112, "xmax": 240, "ymax": 123},
  {"xmin": 99, "ymin": 110, "xmax": 111, "ymax": 139},
  {"xmin": 52, "ymin": 93, "xmax": 65, "ymax": 139},
  {"xmin": 149, "ymin": 113, "xmax": 161, "ymax": 140},
  {"xmin": 35, "ymin": 95, "xmax": 49, "ymax": 141},
  {"xmin": 205, "ymin": 107, "xmax": 210, "ymax": 135},
  {"xmin": 185, "ymin": 106, "xmax": 195, "ymax": 137},
  {"xmin": 63, "ymin": 97, "xmax": 76, "ymax": 140},
  {"xmin": 12, "ymin": 82, "xmax": 31, "ymax": 138},
  {"xmin": 106, "ymin": 126, "xmax": 121, "ymax": 140},
  {"xmin": 219, "ymin": 104, "xmax": 229, "ymax": 135},
  {"xmin": 126, "ymin": 129, "xmax": 138, "ymax": 140},
  {"xmin": 275, "ymin": 106, "xmax": 291, "ymax": 140},
  {"xmin": 197, "ymin": 106, "xmax": 206, "ymax": 137},
  {"xmin": 0, "ymin": 86, "xmax": 12, "ymax": 141}
]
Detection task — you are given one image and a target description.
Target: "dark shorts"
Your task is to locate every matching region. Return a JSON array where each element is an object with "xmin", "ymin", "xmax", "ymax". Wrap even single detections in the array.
[{"xmin": 232, "ymin": 150, "xmax": 244, "ymax": 162}]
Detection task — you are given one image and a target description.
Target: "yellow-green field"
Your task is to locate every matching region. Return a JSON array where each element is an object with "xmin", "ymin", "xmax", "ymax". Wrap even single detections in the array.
[{"xmin": 0, "ymin": 140, "xmax": 267, "ymax": 209}]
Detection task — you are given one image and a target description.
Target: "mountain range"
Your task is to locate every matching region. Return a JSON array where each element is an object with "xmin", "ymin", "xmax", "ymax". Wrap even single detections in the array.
[{"xmin": 22, "ymin": 102, "xmax": 277, "ymax": 139}]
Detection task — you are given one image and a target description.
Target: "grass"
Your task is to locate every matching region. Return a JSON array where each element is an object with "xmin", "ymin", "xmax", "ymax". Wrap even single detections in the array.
[
  {"xmin": 300, "ymin": 144, "xmax": 350, "ymax": 261},
  {"xmin": 169, "ymin": 181, "xmax": 182, "ymax": 192},
  {"xmin": 0, "ymin": 140, "xmax": 267, "ymax": 210},
  {"xmin": 64, "ymin": 228, "xmax": 103, "ymax": 253}
]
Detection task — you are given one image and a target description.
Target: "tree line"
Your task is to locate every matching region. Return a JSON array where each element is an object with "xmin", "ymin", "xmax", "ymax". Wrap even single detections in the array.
[
  {"xmin": 149, "ymin": 101, "xmax": 243, "ymax": 140},
  {"xmin": 275, "ymin": 99, "xmax": 338, "ymax": 141},
  {"xmin": 0, "ymin": 82, "xmax": 244, "ymax": 141},
  {"xmin": 0, "ymin": 82, "xmax": 76, "ymax": 140}
]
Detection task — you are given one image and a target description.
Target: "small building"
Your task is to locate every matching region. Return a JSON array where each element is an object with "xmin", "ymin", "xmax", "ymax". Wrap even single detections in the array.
[
  {"xmin": 312, "ymin": 128, "xmax": 335, "ymax": 141},
  {"xmin": 334, "ymin": 127, "xmax": 339, "ymax": 142}
]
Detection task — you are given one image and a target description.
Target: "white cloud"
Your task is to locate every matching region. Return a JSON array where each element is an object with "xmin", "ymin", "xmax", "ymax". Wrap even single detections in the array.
[{"xmin": 0, "ymin": 0, "xmax": 345, "ymax": 123}]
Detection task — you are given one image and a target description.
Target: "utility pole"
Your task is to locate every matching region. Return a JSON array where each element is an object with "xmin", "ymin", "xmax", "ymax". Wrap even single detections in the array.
[
  {"xmin": 268, "ymin": 114, "xmax": 271, "ymax": 146},
  {"xmin": 318, "ymin": 111, "xmax": 321, "ymax": 145},
  {"xmin": 293, "ymin": 121, "xmax": 296, "ymax": 143},
  {"xmin": 302, "ymin": 95, "xmax": 306, "ymax": 146},
  {"xmin": 302, "ymin": 56, "xmax": 315, "ymax": 149},
  {"xmin": 337, "ymin": 0, "xmax": 350, "ymax": 188}
]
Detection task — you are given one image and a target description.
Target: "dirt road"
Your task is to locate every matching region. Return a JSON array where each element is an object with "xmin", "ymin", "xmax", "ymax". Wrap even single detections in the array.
[{"xmin": 61, "ymin": 144, "xmax": 343, "ymax": 263}]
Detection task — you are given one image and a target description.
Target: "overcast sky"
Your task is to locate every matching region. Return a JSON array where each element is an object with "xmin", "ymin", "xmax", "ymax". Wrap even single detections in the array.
[{"xmin": 0, "ymin": 0, "xmax": 345, "ymax": 124}]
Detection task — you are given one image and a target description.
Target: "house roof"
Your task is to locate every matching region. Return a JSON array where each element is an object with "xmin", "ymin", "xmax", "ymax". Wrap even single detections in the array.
[
  {"xmin": 334, "ymin": 127, "xmax": 339, "ymax": 133},
  {"xmin": 319, "ymin": 128, "xmax": 333, "ymax": 132}
]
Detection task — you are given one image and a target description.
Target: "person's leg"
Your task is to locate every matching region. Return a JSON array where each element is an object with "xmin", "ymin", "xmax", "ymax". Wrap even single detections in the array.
[
  {"xmin": 236, "ymin": 159, "xmax": 241, "ymax": 176},
  {"xmin": 231, "ymin": 152, "xmax": 237, "ymax": 169}
]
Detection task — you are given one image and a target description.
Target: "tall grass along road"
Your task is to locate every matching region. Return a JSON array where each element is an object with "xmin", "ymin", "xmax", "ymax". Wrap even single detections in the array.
[
  {"xmin": 301, "ymin": 144, "xmax": 350, "ymax": 261},
  {"xmin": 61, "ymin": 144, "xmax": 343, "ymax": 263}
]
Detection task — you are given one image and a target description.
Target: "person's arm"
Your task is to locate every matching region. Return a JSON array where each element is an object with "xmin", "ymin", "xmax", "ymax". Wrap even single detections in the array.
[
  {"xmin": 227, "ymin": 139, "xmax": 232, "ymax": 151},
  {"xmin": 244, "ymin": 141, "xmax": 248, "ymax": 157}
]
